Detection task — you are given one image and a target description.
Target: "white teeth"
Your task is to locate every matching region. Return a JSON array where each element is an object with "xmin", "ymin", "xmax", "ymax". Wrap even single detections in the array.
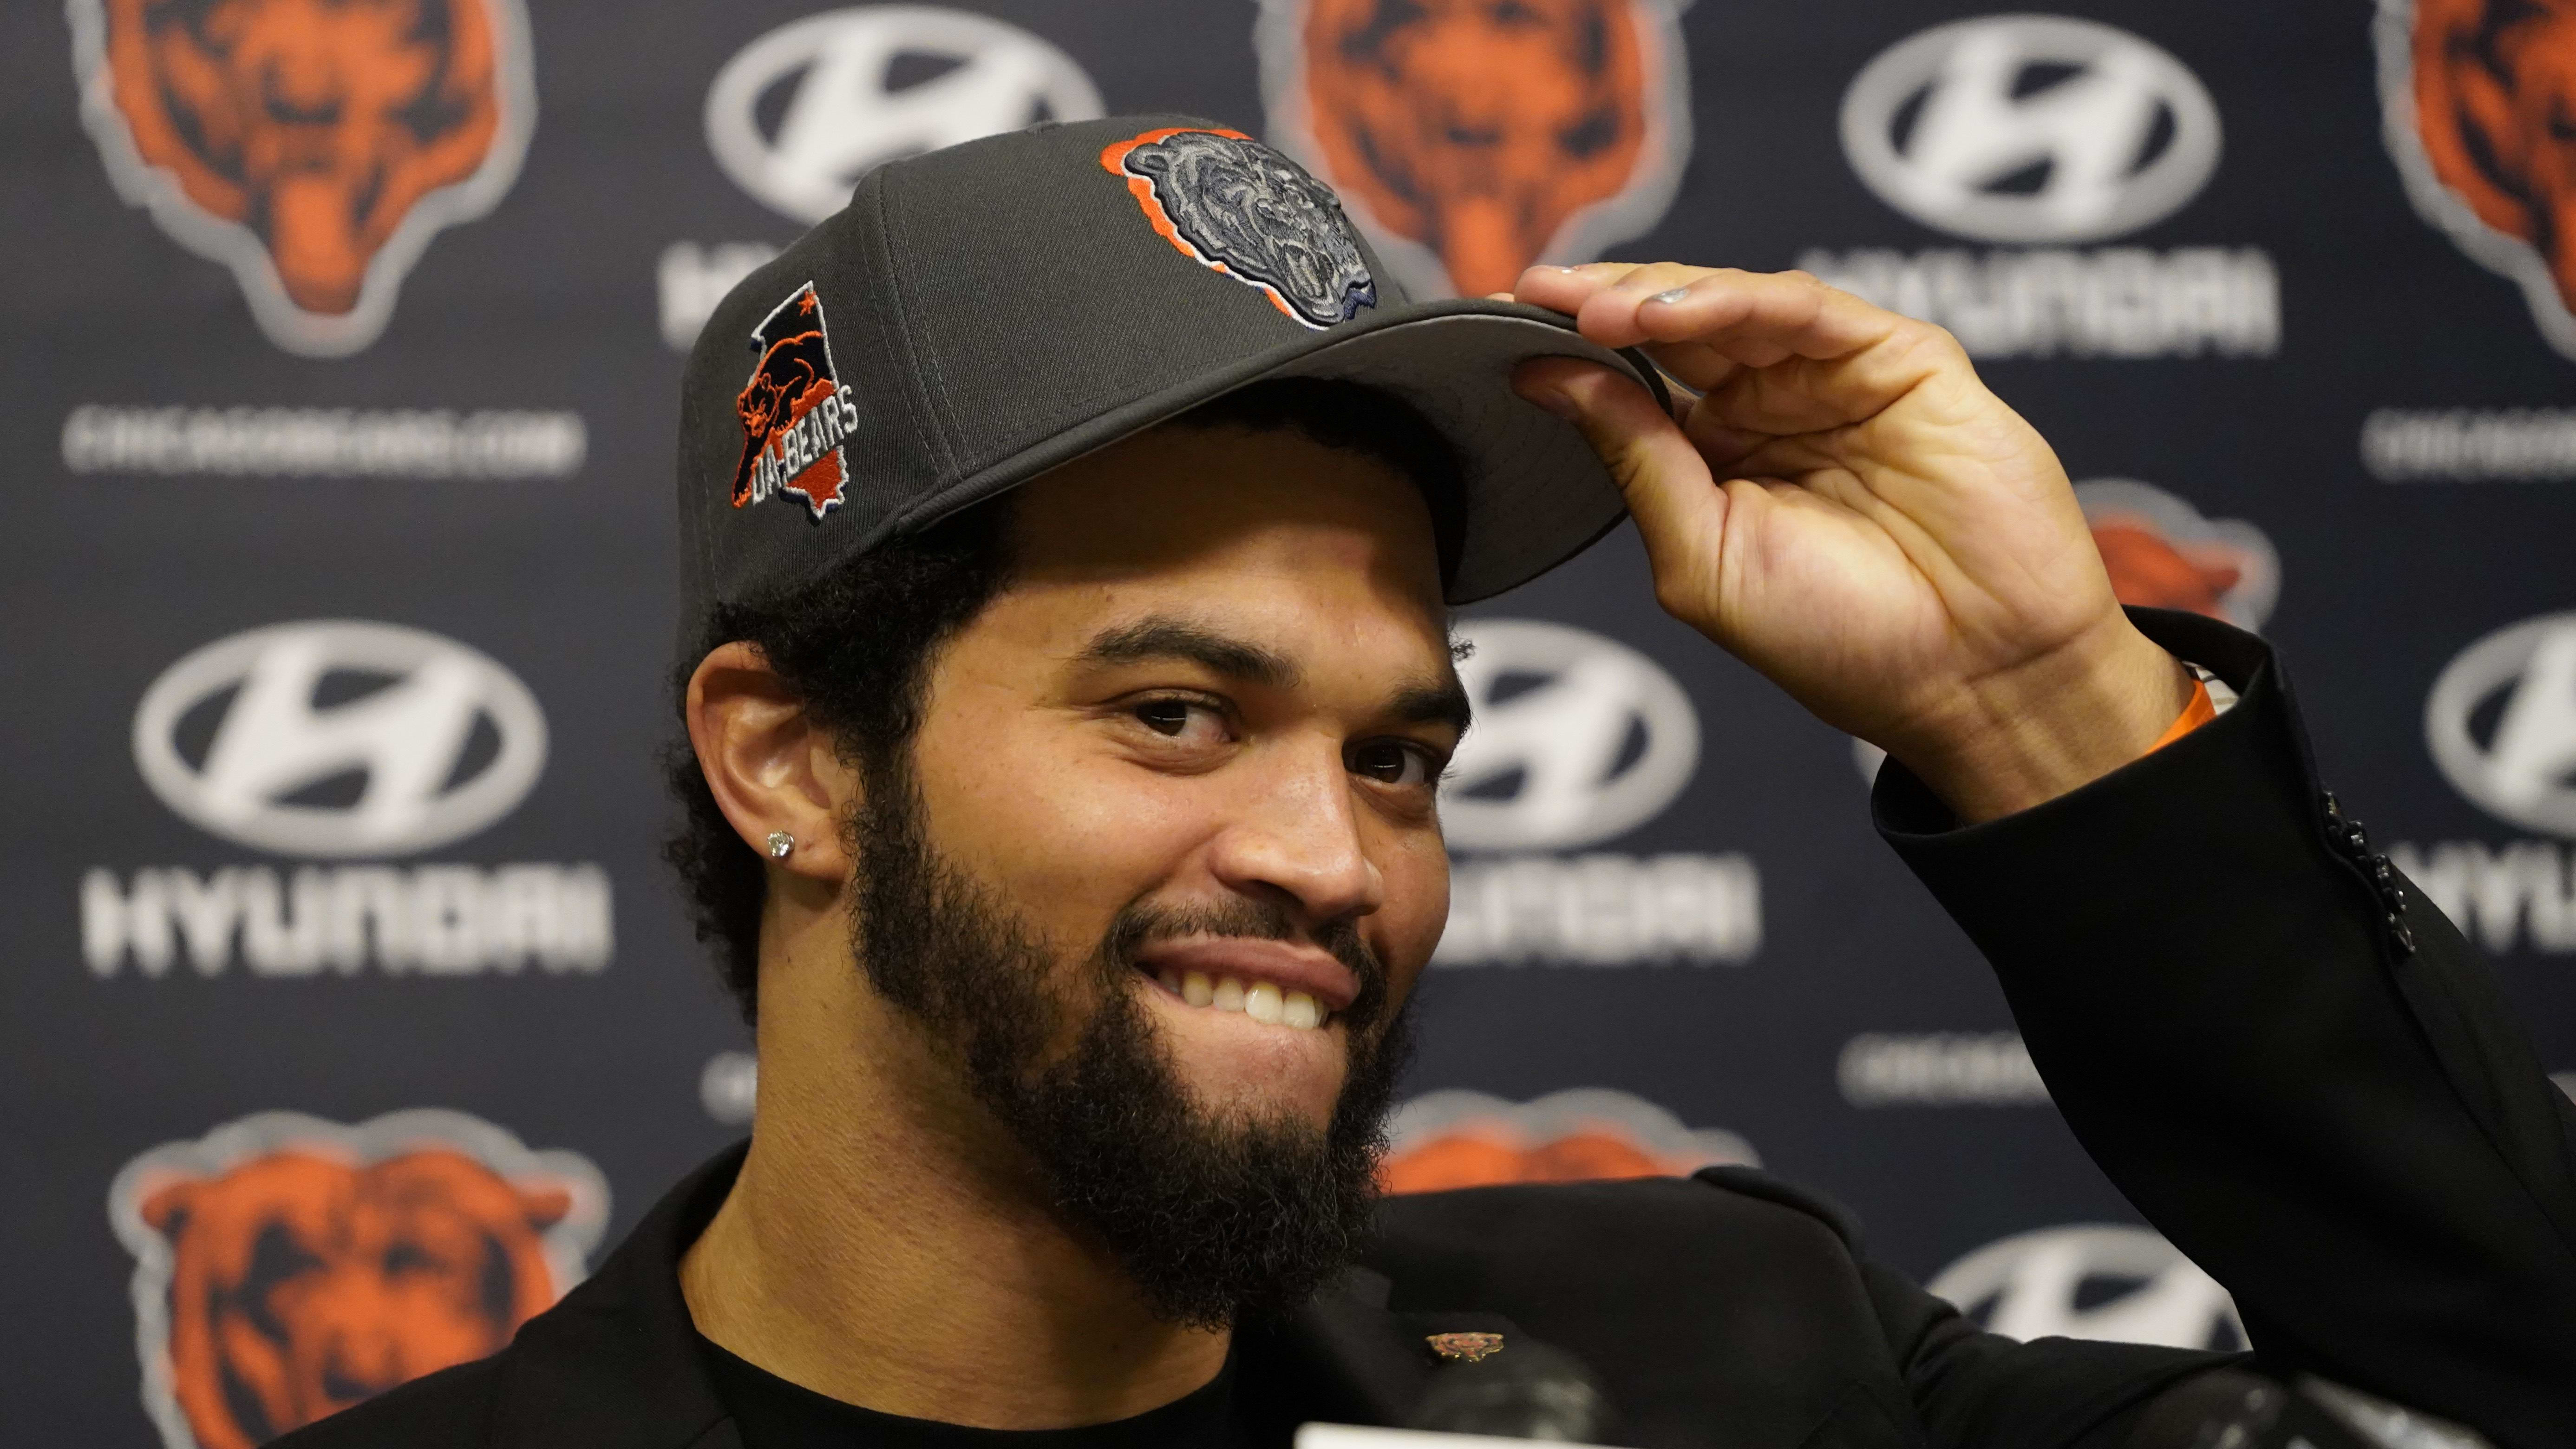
[
  {"xmin": 1243, "ymin": 981, "xmax": 1284, "ymax": 1024},
  {"xmin": 1158, "ymin": 969, "xmax": 1327, "ymax": 1030}
]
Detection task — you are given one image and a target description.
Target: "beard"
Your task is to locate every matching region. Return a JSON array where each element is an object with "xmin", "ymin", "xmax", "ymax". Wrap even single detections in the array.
[{"xmin": 845, "ymin": 754, "xmax": 1414, "ymax": 1331}]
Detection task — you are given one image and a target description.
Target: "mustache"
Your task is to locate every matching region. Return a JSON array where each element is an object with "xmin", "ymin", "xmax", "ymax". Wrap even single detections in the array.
[{"xmin": 1099, "ymin": 898, "xmax": 1391, "ymax": 1035}]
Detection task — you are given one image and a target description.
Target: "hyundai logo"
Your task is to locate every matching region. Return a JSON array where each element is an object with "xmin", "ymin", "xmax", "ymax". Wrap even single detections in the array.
[
  {"xmin": 132, "ymin": 621, "xmax": 549, "ymax": 858},
  {"xmin": 1840, "ymin": 15, "xmax": 2222, "ymax": 244},
  {"xmin": 705, "ymin": 6, "xmax": 1104, "ymax": 225},
  {"xmin": 1928, "ymin": 1225, "xmax": 2244, "ymax": 1350},
  {"xmin": 2427, "ymin": 612, "xmax": 2576, "ymax": 838},
  {"xmin": 1442, "ymin": 618, "xmax": 1699, "ymax": 852}
]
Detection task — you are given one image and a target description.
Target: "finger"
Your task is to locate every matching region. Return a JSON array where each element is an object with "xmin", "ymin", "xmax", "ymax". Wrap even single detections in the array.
[
  {"xmin": 1638, "ymin": 338, "xmax": 1741, "ymax": 395},
  {"xmin": 1562, "ymin": 263, "xmax": 1727, "ymax": 346},
  {"xmin": 1602, "ymin": 270, "xmax": 1909, "ymax": 367},
  {"xmin": 1506, "ymin": 261, "xmax": 1664, "ymax": 316},
  {"xmin": 1515, "ymin": 264, "xmax": 1741, "ymax": 392},
  {"xmin": 1514, "ymin": 356, "xmax": 1728, "ymax": 600},
  {"xmin": 1696, "ymin": 324, "xmax": 1969, "ymax": 437}
]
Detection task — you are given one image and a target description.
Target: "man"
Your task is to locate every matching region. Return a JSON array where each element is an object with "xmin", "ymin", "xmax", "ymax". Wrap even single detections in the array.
[{"xmin": 283, "ymin": 118, "xmax": 2576, "ymax": 1448}]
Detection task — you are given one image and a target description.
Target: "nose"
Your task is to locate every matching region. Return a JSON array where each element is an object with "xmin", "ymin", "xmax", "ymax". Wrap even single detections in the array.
[{"xmin": 1205, "ymin": 741, "xmax": 1385, "ymax": 929}]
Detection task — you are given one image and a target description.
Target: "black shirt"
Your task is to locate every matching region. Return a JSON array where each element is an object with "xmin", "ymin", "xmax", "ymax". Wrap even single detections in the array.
[{"xmin": 698, "ymin": 1332, "xmax": 1252, "ymax": 1449}]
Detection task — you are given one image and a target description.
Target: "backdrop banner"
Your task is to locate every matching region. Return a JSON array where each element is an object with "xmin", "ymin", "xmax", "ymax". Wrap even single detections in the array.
[{"xmin": 6, "ymin": 0, "xmax": 2572, "ymax": 1442}]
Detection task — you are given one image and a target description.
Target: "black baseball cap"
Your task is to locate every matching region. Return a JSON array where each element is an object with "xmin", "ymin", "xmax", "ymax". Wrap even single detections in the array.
[{"xmin": 675, "ymin": 115, "xmax": 1668, "ymax": 638}]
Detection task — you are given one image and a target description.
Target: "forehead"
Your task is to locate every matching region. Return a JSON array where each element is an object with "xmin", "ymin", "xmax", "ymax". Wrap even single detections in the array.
[{"xmin": 1000, "ymin": 423, "xmax": 1450, "ymax": 638}]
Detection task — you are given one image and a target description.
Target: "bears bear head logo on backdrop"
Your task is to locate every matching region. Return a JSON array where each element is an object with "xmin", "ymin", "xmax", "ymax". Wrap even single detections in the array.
[
  {"xmin": 1378, "ymin": 1088, "xmax": 1756, "ymax": 1194},
  {"xmin": 1258, "ymin": 0, "xmax": 1691, "ymax": 299},
  {"xmin": 110, "ymin": 1110, "xmax": 606, "ymax": 1449},
  {"xmin": 2073, "ymin": 480, "xmax": 2280, "ymax": 633},
  {"xmin": 2381, "ymin": 0, "xmax": 2576, "ymax": 357},
  {"xmin": 69, "ymin": 0, "xmax": 536, "ymax": 356}
]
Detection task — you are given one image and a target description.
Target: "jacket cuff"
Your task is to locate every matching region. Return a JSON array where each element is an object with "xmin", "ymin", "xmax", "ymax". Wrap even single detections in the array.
[{"xmin": 1870, "ymin": 606, "xmax": 2282, "ymax": 845}]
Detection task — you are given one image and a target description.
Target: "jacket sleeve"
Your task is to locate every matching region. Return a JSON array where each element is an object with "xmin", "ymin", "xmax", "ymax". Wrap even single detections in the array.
[
  {"xmin": 1858, "ymin": 1257, "xmax": 2234, "ymax": 1449},
  {"xmin": 1870, "ymin": 607, "xmax": 2576, "ymax": 1449}
]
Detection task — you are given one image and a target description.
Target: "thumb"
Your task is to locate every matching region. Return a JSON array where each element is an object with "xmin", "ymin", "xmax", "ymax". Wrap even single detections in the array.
[{"xmin": 1513, "ymin": 356, "xmax": 1728, "ymax": 599}]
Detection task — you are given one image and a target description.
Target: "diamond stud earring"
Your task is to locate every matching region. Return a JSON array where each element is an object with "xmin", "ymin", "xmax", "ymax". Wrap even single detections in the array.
[{"xmin": 765, "ymin": 831, "xmax": 795, "ymax": 859}]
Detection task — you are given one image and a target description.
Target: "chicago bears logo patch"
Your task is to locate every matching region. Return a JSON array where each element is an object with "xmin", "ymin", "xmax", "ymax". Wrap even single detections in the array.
[
  {"xmin": 2379, "ymin": 0, "xmax": 2576, "ymax": 357},
  {"xmin": 733, "ymin": 282, "xmax": 859, "ymax": 519},
  {"xmin": 109, "ymin": 1109, "xmax": 606, "ymax": 1449},
  {"xmin": 1101, "ymin": 126, "xmax": 1377, "ymax": 328},
  {"xmin": 68, "ymin": 0, "xmax": 536, "ymax": 357}
]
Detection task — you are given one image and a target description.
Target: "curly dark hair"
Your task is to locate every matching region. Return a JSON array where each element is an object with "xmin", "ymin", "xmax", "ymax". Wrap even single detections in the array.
[{"xmin": 664, "ymin": 379, "xmax": 1465, "ymax": 1022}]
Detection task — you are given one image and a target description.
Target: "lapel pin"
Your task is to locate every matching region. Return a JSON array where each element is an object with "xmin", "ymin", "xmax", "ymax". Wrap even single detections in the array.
[{"xmin": 1425, "ymin": 1331, "xmax": 1504, "ymax": 1363}]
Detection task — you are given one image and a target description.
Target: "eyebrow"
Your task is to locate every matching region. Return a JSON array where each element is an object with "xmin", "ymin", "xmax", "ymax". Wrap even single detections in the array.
[
  {"xmin": 1075, "ymin": 616, "xmax": 1472, "ymax": 736},
  {"xmin": 1391, "ymin": 679, "xmax": 1474, "ymax": 736},
  {"xmin": 1079, "ymin": 618, "xmax": 1300, "ymax": 690}
]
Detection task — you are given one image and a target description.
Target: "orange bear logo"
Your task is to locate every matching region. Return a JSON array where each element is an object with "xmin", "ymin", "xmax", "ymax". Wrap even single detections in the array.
[
  {"xmin": 2090, "ymin": 522, "xmax": 2244, "ymax": 623},
  {"xmin": 70, "ymin": 0, "xmax": 535, "ymax": 355},
  {"xmin": 2072, "ymin": 480, "xmax": 2278, "ymax": 633},
  {"xmin": 1379, "ymin": 1088, "xmax": 1755, "ymax": 1194},
  {"xmin": 111, "ymin": 1111, "xmax": 605, "ymax": 1449},
  {"xmin": 2385, "ymin": 0, "xmax": 2576, "ymax": 355},
  {"xmin": 1260, "ymin": 0, "xmax": 1691, "ymax": 299}
]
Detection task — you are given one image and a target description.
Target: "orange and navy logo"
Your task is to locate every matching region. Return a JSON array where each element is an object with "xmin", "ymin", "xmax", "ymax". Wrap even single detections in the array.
[
  {"xmin": 68, "ymin": 0, "xmax": 536, "ymax": 357},
  {"xmin": 1379, "ymin": 1087, "xmax": 1756, "ymax": 1194},
  {"xmin": 2073, "ymin": 480, "xmax": 2279, "ymax": 633},
  {"xmin": 733, "ymin": 282, "xmax": 858, "ymax": 519},
  {"xmin": 2380, "ymin": 0, "xmax": 2576, "ymax": 358},
  {"xmin": 1257, "ymin": 0, "xmax": 1692, "ymax": 299},
  {"xmin": 109, "ymin": 1109, "xmax": 605, "ymax": 1449},
  {"xmin": 1102, "ymin": 125, "xmax": 1378, "ymax": 328}
]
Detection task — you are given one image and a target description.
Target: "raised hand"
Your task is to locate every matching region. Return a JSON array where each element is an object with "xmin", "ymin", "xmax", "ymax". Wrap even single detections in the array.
[{"xmin": 1510, "ymin": 262, "xmax": 2192, "ymax": 823}]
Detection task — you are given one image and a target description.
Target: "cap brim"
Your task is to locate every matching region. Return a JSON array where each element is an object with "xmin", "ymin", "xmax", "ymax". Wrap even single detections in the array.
[{"xmin": 883, "ymin": 298, "xmax": 1667, "ymax": 605}]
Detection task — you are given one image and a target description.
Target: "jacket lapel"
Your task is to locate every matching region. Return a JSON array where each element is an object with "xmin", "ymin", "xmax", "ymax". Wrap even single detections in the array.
[{"xmin": 1237, "ymin": 1266, "xmax": 1526, "ymax": 1446}]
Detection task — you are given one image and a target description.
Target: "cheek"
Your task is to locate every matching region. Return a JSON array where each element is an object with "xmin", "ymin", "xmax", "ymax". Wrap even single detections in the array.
[
  {"xmin": 1372, "ymin": 835, "xmax": 1451, "ymax": 986},
  {"xmin": 911, "ymin": 717, "xmax": 1212, "ymax": 935}
]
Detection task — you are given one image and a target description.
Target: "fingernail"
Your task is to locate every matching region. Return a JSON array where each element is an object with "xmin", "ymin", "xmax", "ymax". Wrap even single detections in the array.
[{"xmin": 1648, "ymin": 287, "xmax": 1691, "ymax": 305}]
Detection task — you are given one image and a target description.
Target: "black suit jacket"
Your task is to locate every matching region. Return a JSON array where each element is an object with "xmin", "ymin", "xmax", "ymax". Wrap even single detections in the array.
[{"xmin": 276, "ymin": 612, "xmax": 2576, "ymax": 1449}]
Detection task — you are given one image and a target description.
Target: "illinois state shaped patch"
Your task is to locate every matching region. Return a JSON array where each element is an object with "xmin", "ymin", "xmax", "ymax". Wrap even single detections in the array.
[
  {"xmin": 1102, "ymin": 126, "xmax": 1377, "ymax": 328},
  {"xmin": 732, "ymin": 282, "xmax": 857, "ymax": 519}
]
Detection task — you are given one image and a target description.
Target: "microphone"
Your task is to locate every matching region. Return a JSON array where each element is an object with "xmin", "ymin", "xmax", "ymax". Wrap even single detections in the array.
[
  {"xmin": 1292, "ymin": 1339, "xmax": 1626, "ymax": 1449},
  {"xmin": 2140, "ymin": 1372, "xmax": 2493, "ymax": 1449},
  {"xmin": 1406, "ymin": 1340, "xmax": 1621, "ymax": 1445}
]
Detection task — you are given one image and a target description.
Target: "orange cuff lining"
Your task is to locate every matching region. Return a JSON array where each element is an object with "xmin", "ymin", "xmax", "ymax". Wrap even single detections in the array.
[{"xmin": 2149, "ymin": 676, "xmax": 2217, "ymax": 754}]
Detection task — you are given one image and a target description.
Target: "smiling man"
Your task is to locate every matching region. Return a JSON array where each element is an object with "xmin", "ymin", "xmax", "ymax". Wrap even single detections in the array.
[{"xmin": 283, "ymin": 119, "xmax": 2576, "ymax": 1449}]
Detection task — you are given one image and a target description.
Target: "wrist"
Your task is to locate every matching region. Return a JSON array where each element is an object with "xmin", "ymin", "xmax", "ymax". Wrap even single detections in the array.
[{"xmin": 1890, "ymin": 619, "xmax": 2197, "ymax": 825}]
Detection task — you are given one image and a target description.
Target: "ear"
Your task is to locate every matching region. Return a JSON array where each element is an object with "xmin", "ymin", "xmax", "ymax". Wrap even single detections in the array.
[
  {"xmin": 137, "ymin": 1173, "xmax": 199, "ymax": 1234},
  {"xmin": 513, "ymin": 1181, "xmax": 575, "ymax": 1231},
  {"xmin": 685, "ymin": 642, "xmax": 859, "ymax": 885}
]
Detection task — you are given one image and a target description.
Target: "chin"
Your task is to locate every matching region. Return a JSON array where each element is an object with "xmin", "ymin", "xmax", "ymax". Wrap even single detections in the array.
[{"xmin": 1134, "ymin": 977, "xmax": 1352, "ymax": 1128}]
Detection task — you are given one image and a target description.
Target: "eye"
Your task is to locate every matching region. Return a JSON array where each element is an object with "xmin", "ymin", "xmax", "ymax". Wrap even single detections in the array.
[
  {"xmin": 1135, "ymin": 699, "xmax": 1192, "ymax": 735},
  {"xmin": 1125, "ymin": 695, "xmax": 1230, "ymax": 745},
  {"xmin": 1348, "ymin": 738, "xmax": 1438, "ymax": 787}
]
